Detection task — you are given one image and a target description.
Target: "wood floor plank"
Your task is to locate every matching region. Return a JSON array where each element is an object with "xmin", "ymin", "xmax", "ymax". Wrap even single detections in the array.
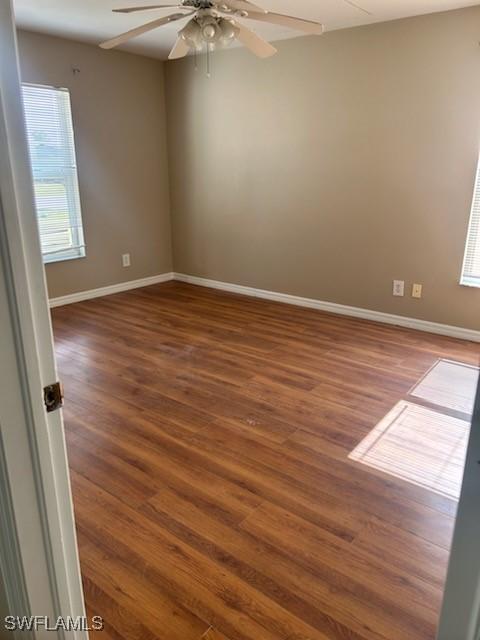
[
  {"xmin": 82, "ymin": 573, "xmax": 161, "ymax": 640},
  {"xmin": 67, "ymin": 395, "xmax": 364, "ymax": 541},
  {"xmin": 71, "ymin": 472, "xmax": 333, "ymax": 640},
  {"xmin": 142, "ymin": 484, "xmax": 437, "ymax": 640},
  {"xmin": 195, "ymin": 419, "xmax": 457, "ymax": 518},
  {"xmin": 52, "ymin": 282, "xmax": 480, "ymax": 640},
  {"xmin": 285, "ymin": 428, "xmax": 457, "ymax": 517},
  {"xmin": 68, "ymin": 413, "xmax": 262, "ymax": 525},
  {"xmin": 65, "ymin": 429, "xmax": 158, "ymax": 508},
  {"xmin": 350, "ymin": 516, "xmax": 450, "ymax": 589},
  {"xmin": 239, "ymin": 502, "xmax": 442, "ymax": 613},
  {"xmin": 202, "ymin": 629, "xmax": 232, "ymax": 640},
  {"xmin": 78, "ymin": 533, "xmax": 210, "ymax": 640}
]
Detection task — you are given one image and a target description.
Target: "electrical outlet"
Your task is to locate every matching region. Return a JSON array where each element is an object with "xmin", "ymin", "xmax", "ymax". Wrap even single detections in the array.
[
  {"xmin": 412, "ymin": 283, "xmax": 423, "ymax": 299},
  {"xmin": 122, "ymin": 253, "xmax": 131, "ymax": 268},
  {"xmin": 393, "ymin": 280, "xmax": 405, "ymax": 297}
]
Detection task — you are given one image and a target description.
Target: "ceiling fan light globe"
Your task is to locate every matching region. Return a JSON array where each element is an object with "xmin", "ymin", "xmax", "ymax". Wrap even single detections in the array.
[
  {"xmin": 186, "ymin": 35, "xmax": 203, "ymax": 48},
  {"xmin": 219, "ymin": 37, "xmax": 234, "ymax": 48},
  {"xmin": 181, "ymin": 18, "xmax": 203, "ymax": 47},
  {"xmin": 202, "ymin": 23, "xmax": 218, "ymax": 40},
  {"xmin": 219, "ymin": 19, "xmax": 236, "ymax": 39}
]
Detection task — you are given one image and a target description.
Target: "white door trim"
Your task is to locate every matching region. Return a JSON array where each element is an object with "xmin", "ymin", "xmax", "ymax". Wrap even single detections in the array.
[{"xmin": 0, "ymin": 1, "xmax": 86, "ymax": 637}]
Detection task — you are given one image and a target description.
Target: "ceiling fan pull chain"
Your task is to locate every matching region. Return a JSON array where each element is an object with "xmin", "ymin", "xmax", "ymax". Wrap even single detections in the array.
[{"xmin": 206, "ymin": 42, "xmax": 211, "ymax": 78}]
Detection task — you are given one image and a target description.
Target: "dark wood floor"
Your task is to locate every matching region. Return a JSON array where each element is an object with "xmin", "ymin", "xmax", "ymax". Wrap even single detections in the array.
[{"xmin": 52, "ymin": 282, "xmax": 480, "ymax": 640}]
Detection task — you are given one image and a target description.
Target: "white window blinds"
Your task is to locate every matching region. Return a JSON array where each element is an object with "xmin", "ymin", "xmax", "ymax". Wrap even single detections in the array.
[
  {"xmin": 22, "ymin": 84, "xmax": 85, "ymax": 263},
  {"xmin": 462, "ymin": 157, "xmax": 480, "ymax": 287}
]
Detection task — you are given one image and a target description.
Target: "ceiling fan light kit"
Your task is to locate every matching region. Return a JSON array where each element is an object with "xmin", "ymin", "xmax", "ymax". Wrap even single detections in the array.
[
  {"xmin": 100, "ymin": 0, "xmax": 326, "ymax": 72},
  {"xmin": 180, "ymin": 12, "xmax": 239, "ymax": 51}
]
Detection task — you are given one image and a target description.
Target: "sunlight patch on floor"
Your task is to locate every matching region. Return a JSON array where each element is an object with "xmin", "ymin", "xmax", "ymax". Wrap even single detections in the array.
[
  {"xmin": 349, "ymin": 360, "xmax": 478, "ymax": 500},
  {"xmin": 410, "ymin": 359, "xmax": 479, "ymax": 415},
  {"xmin": 349, "ymin": 401, "xmax": 469, "ymax": 499}
]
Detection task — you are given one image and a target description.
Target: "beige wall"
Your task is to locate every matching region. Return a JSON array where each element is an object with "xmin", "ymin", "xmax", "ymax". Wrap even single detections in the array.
[
  {"xmin": 166, "ymin": 7, "xmax": 480, "ymax": 330},
  {"xmin": 18, "ymin": 30, "xmax": 172, "ymax": 299}
]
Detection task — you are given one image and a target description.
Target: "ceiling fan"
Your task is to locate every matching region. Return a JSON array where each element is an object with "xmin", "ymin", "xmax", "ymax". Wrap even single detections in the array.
[{"xmin": 99, "ymin": 0, "xmax": 326, "ymax": 60}]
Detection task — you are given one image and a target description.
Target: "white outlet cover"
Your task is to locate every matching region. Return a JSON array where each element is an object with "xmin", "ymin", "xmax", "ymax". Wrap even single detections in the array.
[{"xmin": 393, "ymin": 280, "xmax": 405, "ymax": 297}]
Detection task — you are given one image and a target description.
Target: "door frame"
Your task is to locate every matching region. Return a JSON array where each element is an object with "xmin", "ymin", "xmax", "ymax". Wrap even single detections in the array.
[
  {"xmin": 0, "ymin": 1, "xmax": 86, "ymax": 637},
  {"xmin": 437, "ymin": 384, "xmax": 480, "ymax": 640}
]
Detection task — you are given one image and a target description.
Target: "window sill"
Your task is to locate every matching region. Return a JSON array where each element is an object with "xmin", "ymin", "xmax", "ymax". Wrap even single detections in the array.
[
  {"xmin": 43, "ymin": 249, "xmax": 86, "ymax": 265},
  {"xmin": 460, "ymin": 277, "xmax": 480, "ymax": 289}
]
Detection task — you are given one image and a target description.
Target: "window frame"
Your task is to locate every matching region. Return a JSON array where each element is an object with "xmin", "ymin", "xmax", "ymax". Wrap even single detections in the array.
[
  {"xmin": 460, "ymin": 155, "xmax": 480, "ymax": 288},
  {"xmin": 22, "ymin": 82, "xmax": 86, "ymax": 265}
]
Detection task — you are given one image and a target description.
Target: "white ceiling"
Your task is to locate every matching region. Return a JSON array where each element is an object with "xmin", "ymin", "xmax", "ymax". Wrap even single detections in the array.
[{"xmin": 13, "ymin": 0, "xmax": 480, "ymax": 60}]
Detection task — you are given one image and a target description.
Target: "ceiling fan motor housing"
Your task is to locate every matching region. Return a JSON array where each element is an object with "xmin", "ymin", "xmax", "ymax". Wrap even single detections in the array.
[
  {"xmin": 182, "ymin": 0, "xmax": 216, "ymax": 8},
  {"xmin": 181, "ymin": 0, "xmax": 246, "ymax": 14}
]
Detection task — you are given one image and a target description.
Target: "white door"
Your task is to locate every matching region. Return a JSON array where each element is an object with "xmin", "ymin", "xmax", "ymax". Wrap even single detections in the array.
[
  {"xmin": 437, "ymin": 385, "xmax": 480, "ymax": 640},
  {"xmin": 0, "ymin": 1, "xmax": 86, "ymax": 638}
]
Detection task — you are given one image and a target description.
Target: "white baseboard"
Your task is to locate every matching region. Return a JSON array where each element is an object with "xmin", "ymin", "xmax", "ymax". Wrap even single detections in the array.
[
  {"xmin": 174, "ymin": 272, "xmax": 480, "ymax": 343},
  {"xmin": 49, "ymin": 272, "xmax": 174, "ymax": 308},
  {"xmin": 49, "ymin": 270, "xmax": 480, "ymax": 343}
]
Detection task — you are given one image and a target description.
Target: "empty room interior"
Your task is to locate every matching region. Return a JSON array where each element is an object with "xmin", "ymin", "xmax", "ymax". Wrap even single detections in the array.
[{"xmin": 4, "ymin": 0, "xmax": 480, "ymax": 638}]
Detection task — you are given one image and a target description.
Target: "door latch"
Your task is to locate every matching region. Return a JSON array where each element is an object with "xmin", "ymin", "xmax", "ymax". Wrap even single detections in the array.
[{"xmin": 43, "ymin": 382, "xmax": 64, "ymax": 413}]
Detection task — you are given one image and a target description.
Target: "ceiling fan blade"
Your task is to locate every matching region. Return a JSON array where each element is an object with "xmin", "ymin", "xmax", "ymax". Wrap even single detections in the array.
[
  {"xmin": 168, "ymin": 36, "xmax": 190, "ymax": 59},
  {"xmin": 99, "ymin": 11, "xmax": 194, "ymax": 49},
  {"xmin": 242, "ymin": 11, "xmax": 324, "ymax": 35},
  {"xmin": 233, "ymin": 21, "xmax": 277, "ymax": 58},
  {"xmin": 113, "ymin": 5, "xmax": 184, "ymax": 13},
  {"xmin": 221, "ymin": 0, "xmax": 267, "ymax": 14}
]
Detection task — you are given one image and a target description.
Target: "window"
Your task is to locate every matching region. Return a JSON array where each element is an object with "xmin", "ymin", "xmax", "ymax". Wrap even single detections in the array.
[
  {"xmin": 22, "ymin": 84, "xmax": 85, "ymax": 263},
  {"xmin": 461, "ymin": 156, "xmax": 480, "ymax": 287}
]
